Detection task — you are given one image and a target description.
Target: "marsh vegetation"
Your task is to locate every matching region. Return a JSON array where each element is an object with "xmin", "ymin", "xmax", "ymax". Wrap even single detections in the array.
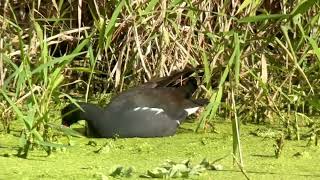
[{"xmin": 0, "ymin": 0, "xmax": 320, "ymax": 179}]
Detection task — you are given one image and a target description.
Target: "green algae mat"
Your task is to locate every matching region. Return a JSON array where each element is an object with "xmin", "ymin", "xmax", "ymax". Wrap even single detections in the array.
[{"xmin": 1, "ymin": 122, "xmax": 320, "ymax": 179}]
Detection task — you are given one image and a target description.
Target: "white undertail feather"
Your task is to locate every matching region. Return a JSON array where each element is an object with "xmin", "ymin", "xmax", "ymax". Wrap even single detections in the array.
[{"xmin": 184, "ymin": 107, "xmax": 200, "ymax": 116}]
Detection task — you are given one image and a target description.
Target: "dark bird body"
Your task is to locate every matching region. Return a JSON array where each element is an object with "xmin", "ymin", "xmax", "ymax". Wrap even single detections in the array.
[{"xmin": 61, "ymin": 67, "xmax": 207, "ymax": 138}]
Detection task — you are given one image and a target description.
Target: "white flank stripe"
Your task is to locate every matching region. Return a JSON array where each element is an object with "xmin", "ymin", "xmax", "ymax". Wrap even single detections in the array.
[
  {"xmin": 133, "ymin": 107, "xmax": 164, "ymax": 115},
  {"xmin": 185, "ymin": 107, "xmax": 199, "ymax": 116},
  {"xmin": 149, "ymin": 108, "xmax": 164, "ymax": 114}
]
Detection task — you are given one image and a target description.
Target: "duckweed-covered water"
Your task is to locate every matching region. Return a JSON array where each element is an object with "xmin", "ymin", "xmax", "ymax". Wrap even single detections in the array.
[{"xmin": 1, "ymin": 121, "xmax": 320, "ymax": 179}]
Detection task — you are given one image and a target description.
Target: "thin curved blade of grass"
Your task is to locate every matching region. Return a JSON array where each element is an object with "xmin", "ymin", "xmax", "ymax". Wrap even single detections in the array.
[
  {"xmin": 34, "ymin": 21, "xmax": 44, "ymax": 44},
  {"xmin": 307, "ymin": 37, "xmax": 320, "ymax": 62},
  {"xmin": 197, "ymin": 33, "xmax": 240, "ymax": 131},
  {"xmin": 236, "ymin": 0, "xmax": 252, "ymax": 15},
  {"xmin": 195, "ymin": 94, "xmax": 215, "ymax": 132},
  {"xmin": 307, "ymin": 96, "xmax": 320, "ymax": 110},
  {"xmin": 277, "ymin": 26, "xmax": 314, "ymax": 93},
  {"xmin": 47, "ymin": 123, "xmax": 85, "ymax": 138},
  {"xmin": 196, "ymin": 88, "xmax": 223, "ymax": 132},
  {"xmin": 2, "ymin": 55, "xmax": 19, "ymax": 88},
  {"xmin": 24, "ymin": 103, "xmax": 36, "ymax": 130},
  {"xmin": 103, "ymin": 0, "xmax": 125, "ymax": 49},
  {"xmin": 34, "ymin": 18, "xmax": 73, "ymax": 22},
  {"xmin": 230, "ymin": 33, "xmax": 242, "ymax": 160},
  {"xmin": 196, "ymin": 37, "xmax": 238, "ymax": 131},
  {"xmin": 133, "ymin": 22, "xmax": 151, "ymax": 79},
  {"xmin": 231, "ymin": 89, "xmax": 243, "ymax": 166},
  {"xmin": 85, "ymin": 44, "xmax": 97, "ymax": 102},
  {"xmin": 219, "ymin": 48, "xmax": 236, "ymax": 87},
  {"xmin": 207, "ymin": 87, "xmax": 223, "ymax": 121},
  {"xmin": 201, "ymin": 51, "xmax": 211, "ymax": 88},
  {"xmin": 294, "ymin": 19, "xmax": 308, "ymax": 56},
  {"xmin": 186, "ymin": 4, "xmax": 197, "ymax": 26},
  {"xmin": 32, "ymin": 127, "xmax": 44, "ymax": 142},
  {"xmin": 0, "ymin": 89, "xmax": 34, "ymax": 130},
  {"xmin": 66, "ymin": 67, "xmax": 107, "ymax": 75},
  {"xmin": 1, "ymin": 11, "xmax": 22, "ymax": 30},
  {"xmin": 97, "ymin": 17, "xmax": 106, "ymax": 49},
  {"xmin": 239, "ymin": 0, "xmax": 318, "ymax": 23},
  {"xmin": 290, "ymin": 0, "xmax": 319, "ymax": 17},
  {"xmin": 32, "ymin": 52, "xmax": 86, "ymax": 75},
  {"xmin": 168, "ymin": 0, "xmax": 184, "ymax": 8},
  {"xmin": 233, "ymin": 33, "xmax": 240, "ymax": 87},
  {"xmin": 0, "ymin": 89, "xmax": 24, "ymax": 118},
  {"xmin": 35, "ymin": 140, "xmax": 68, "ymax": 148},
  {"xmin": 16, "ymin": 64, "xmax": 29, "ymax": 98},
  {"xmin": 34, "ymin": 21, "xmax": 50, "ymax": 87},
  {"xmin": 78, "ymin": 0, "xmax": 83, "ymax": 36},
  {"xmin": 238, "ymin": 14, "xmax": 289, "ymax": 23},
  {"xmin": 14, "ymin": 29, "xmax": 30, "ymax": 98},
  {"xmin": 141, "ymin": 0, "xmax": 159, "ymax": 16},
  {"xmin": 47, "ymin": 70, "xmax": 64, "ymax": 94},
  {"xmin": 60, "ymin": 93, "xmax": 86, "ymax": 112},
  {"xmin": 69, "ymin": 34, "xmax": 92, "ymax": 56}
]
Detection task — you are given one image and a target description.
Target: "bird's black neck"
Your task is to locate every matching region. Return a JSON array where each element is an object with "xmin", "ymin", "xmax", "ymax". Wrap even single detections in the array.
[{"xmin": 62, "ymin": 102, "xmax": 105, "ymax": 127}]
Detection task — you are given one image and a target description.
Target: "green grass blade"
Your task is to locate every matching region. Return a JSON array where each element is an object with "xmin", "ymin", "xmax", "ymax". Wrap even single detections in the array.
[
  {"xmin": 238, "ymin": 14, "xmax": 289, "ymax": 23},
  {"xmin": 32, "ymin": 52, "xmax": 86, "ymax": 75},
  {"xmin": 307, "ymin": 37, "xmax": 320, "ymax": 63},
  {"xmin": 201, "ymin": 51, "xmax": 211, "ymax": 88},
  {"xmin": 290, "ymin": 0, "xmax": 319, "ymax": 16},
  {"xmin": 233, "ymin": 33, "xmax": 241, "ymax": 87},
  {"xmin": 142, "ymin": 0, "xmax": 159, "ymax": 15}
]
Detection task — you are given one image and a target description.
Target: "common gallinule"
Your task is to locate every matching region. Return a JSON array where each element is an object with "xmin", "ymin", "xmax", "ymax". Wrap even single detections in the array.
[{"xmin": 61, "ymin": 68, "xmax": 207, "ymax": 138}]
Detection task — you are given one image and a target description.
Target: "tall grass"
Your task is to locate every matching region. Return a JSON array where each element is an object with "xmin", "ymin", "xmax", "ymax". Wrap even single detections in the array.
[{"xmin": 0, "ymin": 0, "xmax": 319, "ymax": 161}]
